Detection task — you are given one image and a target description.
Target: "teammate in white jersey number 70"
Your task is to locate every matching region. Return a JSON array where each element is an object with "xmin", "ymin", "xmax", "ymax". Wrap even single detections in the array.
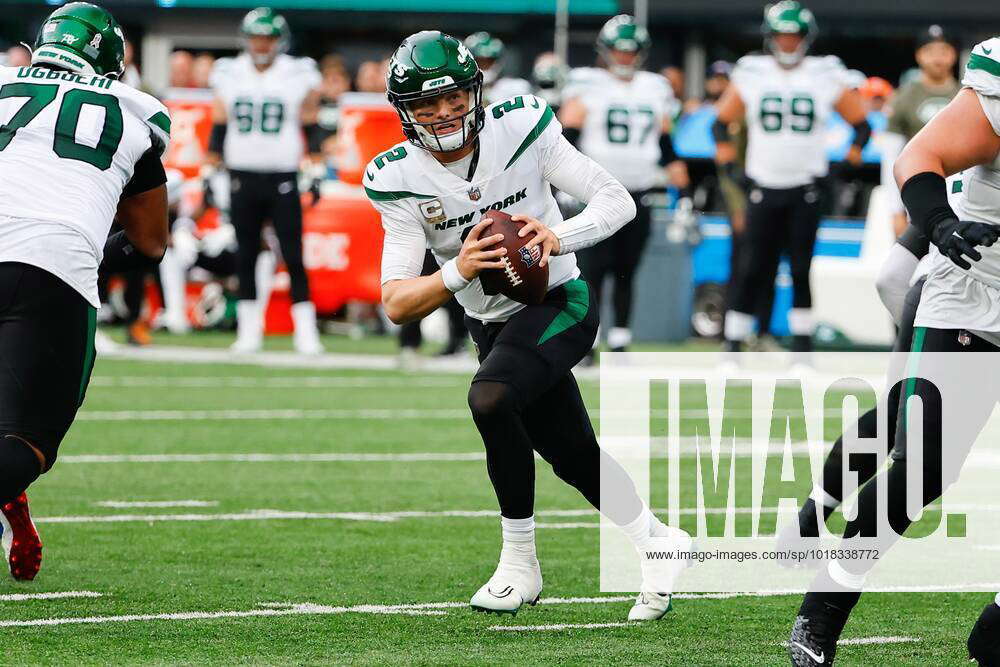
[
  {"xmin": 0, "ymin": 1, "xmax": 169, "ymax": 583},
  {"xmin": 368, "ymin": 30, "xmax": 692, "ymax": 622}
]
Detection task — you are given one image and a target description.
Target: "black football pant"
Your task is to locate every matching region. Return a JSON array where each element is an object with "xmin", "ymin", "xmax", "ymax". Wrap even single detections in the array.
[
  {"xmin": 575, "ymin": 190, "xmax": 651, "ymax": 330},
  {"xmin": 730, "ymin": 183, "xmax": 820, "ymax": 348},
  {"xmin": 838, "ymin": 321, "xmax": 998, "ymax": 576},
  {"xmin": 465, "ymin": 278, "xmax": 643, "ymax": 524},
  {"xmin": 230, "ymin": 170, "xmax": 310, "ymax": 304}
]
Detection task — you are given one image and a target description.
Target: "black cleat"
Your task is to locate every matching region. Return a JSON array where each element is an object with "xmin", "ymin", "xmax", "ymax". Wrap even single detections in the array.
[
  {"xmin": 969, "ymin": 601, "xmax": 1000, "ymax": 666},
  {"xmin": 789, "ymin": 601, "xmax": 850, "ymax": 666}
]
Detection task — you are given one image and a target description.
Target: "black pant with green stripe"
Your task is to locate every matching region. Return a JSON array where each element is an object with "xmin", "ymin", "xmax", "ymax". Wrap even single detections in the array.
[
  {"xmin": 837, "ymin": 323, "xmax": 998, "ymax": 577},
  {"xmin": 0, "ymin": 262, "xmax": 96, "ymax": 472},
  {"xmin": 464, "ymin": 278, "xmax": 643, "ymax": 523}
]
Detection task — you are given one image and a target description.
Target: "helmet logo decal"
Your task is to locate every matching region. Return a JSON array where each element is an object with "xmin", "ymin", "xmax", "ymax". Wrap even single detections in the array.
[
  {"xmin": 89, "ymin": 33, "xmax": 102, "ymax": 49},
  {"xmin": 393, "ymin": 62, "xmax": 407, "ymax": 78},
  {"xmin": 422, "ymin": 76, "xmax": 455, "ymax": 91},
  {"xmin": 60, "ymin": 34, "xmax": 78, "ymax": 45},
  {"xmin": 457, "ymin": 43, "xmax": 471, "ymax": 64}
]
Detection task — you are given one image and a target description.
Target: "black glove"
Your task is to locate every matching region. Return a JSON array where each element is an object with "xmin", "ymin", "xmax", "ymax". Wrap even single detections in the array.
[
  {"xmin": 308, "ymin": 177, "xmax": 322, "ymax": 207},
  {"xmin": 930, "ymin": 218, "xmax": 1000, "ymax": 270}
]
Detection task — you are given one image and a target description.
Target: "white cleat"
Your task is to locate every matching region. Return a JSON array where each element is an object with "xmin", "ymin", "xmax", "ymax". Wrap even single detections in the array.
[
  {"xmin": 470, "ymin": 558, "xmax": 542, "ymax": 615},
  {"xmin": 628, "ymin": 591, "xmax": 673, "ymax": 621},
  {"xmin": 629, "ymin": 526, "xmax": 694, "ymax": 621}
]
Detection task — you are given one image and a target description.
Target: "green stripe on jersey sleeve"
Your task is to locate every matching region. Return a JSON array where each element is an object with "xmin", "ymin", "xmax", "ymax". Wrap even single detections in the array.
[
  {"xmin": 147, "ymin": 111, "xmax": 171, "ymax": 134},
  {"xmin": 968, "ymin": 53, "xmax": 1000, "ymax": 77},
  {"xmin": 505, "ymin": 104, "xmax": 555, "ymax": 170},
  {"xmin": 364, "ymin": 186, "xmax": 434, "ymax": 202}
]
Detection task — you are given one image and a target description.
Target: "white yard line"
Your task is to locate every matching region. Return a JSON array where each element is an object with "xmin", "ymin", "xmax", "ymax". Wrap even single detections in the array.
[
  {"xmin": 34, "ymin": 509, "xmax": 400, "ymax": 525},
  {"xmin": 491, "ymin": 622, "xmax": 633, "ymax": 631},
  {"xmin": 75, "ymin": 408, "xmax": 470, "ymax": 421},
  {"xmin": 94, "ymin": 501, "xmax": 219, "ymax": 509},
  {"xmin": 837, "ymin": 636, "xmax": 919, "ymax": 646},
  {"xmin": 62, "ymin": 453, "xmax": 487, "ymax": 464},
  {"xmin": 0, "ymin": 587, "xmax": 985, "ymax": 630},
  {"xmin": 0, "ymin": 591, "xmax": 103, "ymax": 602}
]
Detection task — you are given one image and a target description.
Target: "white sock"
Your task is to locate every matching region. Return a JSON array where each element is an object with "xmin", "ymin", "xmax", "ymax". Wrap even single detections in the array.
[
  {"xmin": 158, "ymin": 248, "xmax": 189, "ymax": 327},
  {"xmin": 810, "ymin": 485, "xmax": 840, "ymax": 510},
  {"xmin": 619, "ymin": 505, "xmax": 668, "ymax": 550},
  {"xmin": 500, "ymin": 515, "xmax": 536, "ymax": 561},
  {"xmin": 724, "ymin": 310, "xmax": 754, "ymax": 342},
  {"xmin": 828, "ymin": 559, "xmax": 866, "ymax": 590},
  {"xmin": 788, "ymin": 308, "xmax": 815, "ymax": 337},
  {"xmin": 608, "ymin": 327, "xmax": 632, "ymax": 349}
]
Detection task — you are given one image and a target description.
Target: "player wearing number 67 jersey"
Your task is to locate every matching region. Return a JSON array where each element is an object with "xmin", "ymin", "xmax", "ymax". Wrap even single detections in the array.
[
  {"xmin": 369, "ymin": 30, "xmax": 692, "ymax": 622},
  {"xmin": 0, "ymin": 2, "xmax": 170, "ymax": 581},
  {"xmin": 206, "ymin": 7, "xmax": 324, "ymax": 355},
  {"xmin": 559, "ymin": 14, "xmax": 691, "ymax": 353},
  {"xmin": 715, "ymin": 1, "xmax": 870, "ymax": 359}
]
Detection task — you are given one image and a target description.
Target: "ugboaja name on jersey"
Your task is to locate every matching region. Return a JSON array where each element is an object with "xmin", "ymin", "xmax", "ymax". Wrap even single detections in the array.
[{"xmin": 16, "ymin": 65, "xmax": 114, "ymax": 89}]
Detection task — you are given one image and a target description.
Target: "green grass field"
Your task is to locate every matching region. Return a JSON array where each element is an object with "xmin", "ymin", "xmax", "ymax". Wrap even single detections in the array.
[{"xmin": 0, "ymin": 332, "xmax": 988, "ymax": 665}]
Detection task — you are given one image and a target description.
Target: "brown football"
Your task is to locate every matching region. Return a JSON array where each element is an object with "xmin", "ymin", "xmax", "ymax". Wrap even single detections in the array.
[{"xmin": 477, "ymin": 210, "xmax": 549, "ymax": 306}]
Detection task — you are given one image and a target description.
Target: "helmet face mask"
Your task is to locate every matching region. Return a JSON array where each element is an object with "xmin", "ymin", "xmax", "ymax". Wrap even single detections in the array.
[
  {"xmin": 387, "ymin": 31, "xmax": 485, "ymax": 154},
  {"xmin": 596, "ymin": 14, "xmax": 650, "ymax": 79},
  {"xmin": 762, "ymin": 1, "xmax": 817, "ymax": 67},
  {"xmin": 240, "ymin": 7, "xmax": 289, "ymax": 66},
  {"xmin": 31, "ymin": 1, "xmax": 126, "ymax": 79}
]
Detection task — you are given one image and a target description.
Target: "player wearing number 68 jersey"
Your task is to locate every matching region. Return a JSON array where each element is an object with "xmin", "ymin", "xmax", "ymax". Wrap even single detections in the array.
[
  {"xmin": 0, "ymin": 2, "xmax": 170, "ymax": 581},
  {"xmin": 206, "ymin": 7, "xmax": 324, "ymax": 354},
  {"xmin": 715, "ymin": 1, "xmax": 870, "ymax": 358},
  {"xmin": 559, "ymin": 14, "xmax": 691, "ymax": 353}
]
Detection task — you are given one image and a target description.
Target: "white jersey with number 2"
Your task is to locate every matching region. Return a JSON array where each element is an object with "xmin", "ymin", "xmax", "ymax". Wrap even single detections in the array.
[
  {"xmin": 732, "ymin": 54, "xmax": 851, "ymax": 189},
  {"xmin": 0, "ymin": 65, "xmax": 171, "ymax": 306}
]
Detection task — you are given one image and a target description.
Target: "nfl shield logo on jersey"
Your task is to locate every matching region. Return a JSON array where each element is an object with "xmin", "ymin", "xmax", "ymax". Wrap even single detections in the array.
[{"xmin": 468, "ymin": 187, "xmax": 481, "ymax": 201}]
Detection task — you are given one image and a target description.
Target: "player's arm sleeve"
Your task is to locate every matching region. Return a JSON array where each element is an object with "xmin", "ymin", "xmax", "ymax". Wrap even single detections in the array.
[
  {"xmin": 880, "ymin": 131, "xmax": 907, "ymax": 214},
  {"xmin": 143, "ymin": 103, "xmax": 172, "ymax": 157},
  {"xmin": 875, "ymin": 227, "xmax": 927, "ymax": 324},
  {"xmin": 122, "ymin": 148, "xmax": 168, "ymax": 198},
  {"xmin": 374, "ymin": 200, "xmax": 427, "ymax": 285},
  {"xmin": 541, "ymin": 123, "xmax": 636, "ymax": 254}
]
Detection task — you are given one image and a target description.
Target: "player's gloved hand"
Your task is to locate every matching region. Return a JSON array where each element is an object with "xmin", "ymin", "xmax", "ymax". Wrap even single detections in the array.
[
  {"xmin": 199, "ymin": 164, "xmax": 217, "ymax": 210},
  {"xmin": 929, "ymin": 218, "xmax": 1000, "ymax": 270},
  {"xmin": 306, "ymin": 162, "xmax": 326, "ymax": 207}
]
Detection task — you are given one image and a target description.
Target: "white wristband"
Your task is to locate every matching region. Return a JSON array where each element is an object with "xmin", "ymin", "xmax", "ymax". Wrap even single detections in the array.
[{"xmin": 441, "ymin": 258, "xmax": 470, "ymax": 293}]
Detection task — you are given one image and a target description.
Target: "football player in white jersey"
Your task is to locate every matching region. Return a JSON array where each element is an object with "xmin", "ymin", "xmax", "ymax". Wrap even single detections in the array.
[
  {"xmin": 0, "ymin": 3, "xmax": 169, "ymax": 581},
  {"xmin": 715, "ymin": 1, "xmax": 870, "ymax": 358},
  {"xmin": 559, "ymin": 14, "xmax": 691, "ymax": 353},
  {"xmin": 205, "ymin": 7, "xmax": 324, "ymax": 354},
  {"xmin": 464, "ymin": 32, "xmax": 531, "ymax": 105},
  {"xmin": 788, "ymin": 37, "xmax": 1000, "ymax": 666},
  {"xmin": 368, "ymin": 31, "xmax": 691, "ymax": 621}
]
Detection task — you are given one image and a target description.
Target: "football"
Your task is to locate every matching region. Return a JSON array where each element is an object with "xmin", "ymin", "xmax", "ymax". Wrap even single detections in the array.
[{"xmin": 477, "ymin": 210, "xmax": 549, "ymax": 305}]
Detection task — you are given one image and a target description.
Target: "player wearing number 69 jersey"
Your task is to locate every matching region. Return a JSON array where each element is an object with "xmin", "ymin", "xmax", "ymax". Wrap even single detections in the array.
[
  {"xmin": 559, "ymin": 14, "xmax": 691, "ymax": 353},
  {"xmin": 0, "ymin": 2, "xmax": 170, "ymax": 581},
  {"xmin": 715, "ymin": 1, "xmax": 870, "ymax": 358},
  {"xmin": 206, "ymin": 7, "xmax": 324, "ymax": 354}
]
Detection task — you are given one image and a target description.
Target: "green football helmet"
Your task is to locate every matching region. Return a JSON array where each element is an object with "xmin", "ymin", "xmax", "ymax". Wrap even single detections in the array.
[
  {"xmin": 387, "ymin": 31, "xmax": 484, "ymax": 153},
  {"xmin": 31, "ymin": 2, "xmax": 125, "ymax": 79},
  {"xmin": 596, "ymin": 14, "xmax": 650, "ymax": 79},
  {"xmin": 464, "ymin": 32, "xmax": 504, "ymax": 85},
  {"xmin": 762, "ymin": 1, "xmax": 817, "ymax": 67},
  {"xmin": 532, "ymin": 53, "xmax": 566, "ymax": 108},
  {"xmin": 241, "ymin": 7, "xmax": 290, "ymax": 66}
]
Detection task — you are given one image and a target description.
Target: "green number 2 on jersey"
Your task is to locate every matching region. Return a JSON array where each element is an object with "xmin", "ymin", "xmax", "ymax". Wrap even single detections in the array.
[{"xmin": 0, "ymin": 83, "xmax": 123, "ymax": 170}]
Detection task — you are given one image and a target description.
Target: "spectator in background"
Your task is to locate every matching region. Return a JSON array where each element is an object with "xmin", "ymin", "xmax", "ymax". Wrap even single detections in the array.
[
  {"xmin": 355, "ymin": 59, "xmax": 387, "ymax": 93},
  {"xmin": 170, "ymin": 50, "xmax": 195, "ymax": 88},
  {"xmin": 315, "ymin": 55, "xmax": 351, "ymax": 158},
  {"xmin": 661, "ymin": 65, "xmax": 690, "ymax": 116},
  {"xmin": 704, "ymin": 60, "xmax": 731, "ymax": 103},
  {"xmin": 121, "ymin": 40, "xmax": 141, "ymax": 89},
  {"xmin": 859, "ymin": 76, "xmax": 893, "ymax": 113},
  {"xmin": 192, "ymin": 53, "xmax": 216, "ymax": 89},
  {"xmin": 4, "ymin": 44, "xmax": 30, "ymax": 67},
  {"xmin": 881, "ymin": 25, "xmax": 960, "ymax": 237}
]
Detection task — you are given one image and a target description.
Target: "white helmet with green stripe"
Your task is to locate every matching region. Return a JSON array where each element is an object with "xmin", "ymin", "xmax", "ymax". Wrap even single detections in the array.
[{"xmin": 763, "ymin": 1, "xmax": 817, "ymax": 67}]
